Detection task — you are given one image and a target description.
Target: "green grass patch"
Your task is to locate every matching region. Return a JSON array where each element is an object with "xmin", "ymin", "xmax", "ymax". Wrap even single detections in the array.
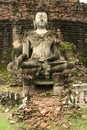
[
  {"xmin": 63, "ymin": 108, "xmax": 87, "ymax": 130},
  {"xmin": 1, "ymin": 107, "xmax": 87, "ymax": 130},
  {"xmin": 0, "ymin": 64, "xmax": 10, "ymax": 77},
  {"xmin": 0, "ymin": 85, "xmax": 22, "ymax": 93},
  {"xmin": 0, "ymin": 111, "xmax": 15, "ymax": 130},
  {"xmin": 46, "ymin": 108, "xmax": 87, "ymax": 130},
  {"xmin": 0, "ymin": 110, "xmax": 30, "ymax": 130}
]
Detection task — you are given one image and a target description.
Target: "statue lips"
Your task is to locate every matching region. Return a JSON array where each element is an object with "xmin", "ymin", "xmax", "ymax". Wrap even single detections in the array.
[{"xmin": 39, "ymin": 21, "xmax": 45, "ymax": 27}]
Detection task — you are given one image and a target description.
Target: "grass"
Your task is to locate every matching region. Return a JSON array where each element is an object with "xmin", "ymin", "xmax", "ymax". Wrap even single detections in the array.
[
  {"xmin": 0, "ymin": 85, "xmax": 22, "ymax": 93},
  {"xmin": 0, "ymin": 109, "xmax": 29, "ymax": 130},
  {"xmin": 0, "ymin": 64, "xmax": 10, "ymax": 77},
  {"xmin": 0, "ymin": 99, "xmax": 87, "ymax": 130},
  {"xmin": 1, "ymin": 110, "xmax": 87, "ymax": 130},
  {"xmin": 0, "ymin": 64, "xmax": 22, "ymax": 93},
  {"xmin": 46, "ymin": 107, "xmax": 87, "ymax": 130},
  {"xmin": 71, "ymin": 119, "xmax": 87, "ymax": 130},
  {"xmin": 0, "ymin": 111, "xmax": 15, "ymax": 130},
  {"xmin": 62, "ymin": 108, "xmax": 87, "ymax": 130}
]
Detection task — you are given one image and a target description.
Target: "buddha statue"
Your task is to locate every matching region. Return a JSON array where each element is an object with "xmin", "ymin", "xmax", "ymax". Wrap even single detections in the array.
[{"xmin": 7, "ymin": 6, "xmax": 75, "ymax": 106}]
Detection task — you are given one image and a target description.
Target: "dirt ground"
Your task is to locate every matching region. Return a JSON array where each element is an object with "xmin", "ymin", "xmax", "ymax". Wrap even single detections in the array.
[{"xmin": 11, "ymin": 85, "xmax": 81, "ymax": 130}]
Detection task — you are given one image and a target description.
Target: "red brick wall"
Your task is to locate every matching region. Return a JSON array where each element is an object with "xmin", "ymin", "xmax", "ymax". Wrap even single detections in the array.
[{"xmin": 0, "ymin": 0, "xmax": 87, "ymax": 21}]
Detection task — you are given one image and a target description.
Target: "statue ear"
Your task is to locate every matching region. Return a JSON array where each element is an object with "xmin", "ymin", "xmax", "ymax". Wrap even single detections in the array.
[
  {"xmin": 33, "ymin": 20, "xmax": 37, "ymax": 30},
  {"xmin": 46, "ymin": 23, "xmax": 48, "ymax": 29}
]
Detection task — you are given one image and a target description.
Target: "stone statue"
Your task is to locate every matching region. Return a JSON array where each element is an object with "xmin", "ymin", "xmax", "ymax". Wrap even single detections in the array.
[{"xmin": 7, "ymin": 6, "xmax": 75, "ymax": 106}]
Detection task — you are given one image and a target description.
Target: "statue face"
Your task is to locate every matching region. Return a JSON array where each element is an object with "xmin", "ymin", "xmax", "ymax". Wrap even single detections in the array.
[{"xmin": 35, "ymin": 12, "xmax": 48, "ymax": 29}]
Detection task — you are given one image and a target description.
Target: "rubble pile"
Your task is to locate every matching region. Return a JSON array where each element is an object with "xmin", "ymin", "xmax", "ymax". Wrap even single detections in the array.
[
  {"xmin": 12, "ymin": 94, "xmax": 81, "ymax": 129},
  {"xmin": 13, "ymin": 96, "xmax": 65, "ymax": 129}
]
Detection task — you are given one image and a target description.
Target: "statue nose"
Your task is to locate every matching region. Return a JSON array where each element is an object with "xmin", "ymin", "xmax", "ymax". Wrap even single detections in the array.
[
  {"xmin": 40, "ymin": 17, "xmax": 43, "ymax": 21},
  {"xmin": 40, "ymin": 19, "xmax": 43, "ymax": 22}
]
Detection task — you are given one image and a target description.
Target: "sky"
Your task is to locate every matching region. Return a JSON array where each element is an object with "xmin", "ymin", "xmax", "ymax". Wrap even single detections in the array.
[{"xmin": 80, "ymin": 0, "xmax": 87, "ymax": 3}]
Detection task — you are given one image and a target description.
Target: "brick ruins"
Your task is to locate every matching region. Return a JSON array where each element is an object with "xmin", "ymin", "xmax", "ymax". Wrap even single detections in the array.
[{"xmin": 0, "ymin": 0, "xmax": 87, "ymax": 63}]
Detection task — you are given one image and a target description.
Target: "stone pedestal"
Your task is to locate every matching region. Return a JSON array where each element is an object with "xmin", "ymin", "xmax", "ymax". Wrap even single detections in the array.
[
  {"xmin": 52, "ymin": 73, "xmax": 64, "ymax": 95},
  {"xmin": 23, "ymin": 84, "xmax": 35, "ymax": 97},
  {"xmin": 53, "ymin": 86, "xmax": 64, "ymax": 95},
  {"xmin": 23, "ymin": 76, "xmax": 35, "ymax": 97}
]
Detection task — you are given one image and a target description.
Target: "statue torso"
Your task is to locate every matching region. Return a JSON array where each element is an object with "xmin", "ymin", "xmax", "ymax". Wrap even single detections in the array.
[{"xmin": 25, "ymin": 30, "xmax": 56, "ymax": 59}]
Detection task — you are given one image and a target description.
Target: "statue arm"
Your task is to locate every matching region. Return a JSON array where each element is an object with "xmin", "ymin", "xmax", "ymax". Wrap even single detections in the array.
[
  {"xmin": 55, "ymin": 38, "xmax": 65, "ymax": 61},
  {"xmin": 16, "ymin": 33, "xmax": 31, "ymax": 61},
  {"xmin": 47, "ymin": 39, "xmax": 65, "ymax": 62},
  {"xmin": 14, "ymin": 53, "xmax": 27, "ymax": 69},
  {"xmin": 56, "ymin": 45, "xmax": 65, "ymax": 61},
  {"xmin": 44, "ymin": 42, "xmax": 59, "ymax": 62},
  {"xmin": 14, "ymin": 34, "xmax": 30, "ymax": 69}
]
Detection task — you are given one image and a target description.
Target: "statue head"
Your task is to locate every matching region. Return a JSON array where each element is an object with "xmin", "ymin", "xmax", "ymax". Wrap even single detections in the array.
[{"xmin": 34, "ymin": 6, "xmax": 48, "ymax": 29}]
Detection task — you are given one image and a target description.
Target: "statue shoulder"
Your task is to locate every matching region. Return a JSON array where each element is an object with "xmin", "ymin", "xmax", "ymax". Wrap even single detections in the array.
[
  {"xmin": 47, "ymin": 30, "xmax": 60, "ymax": 43},
  {"xmin": 23, "ymin": 30, "xmax": 35, "ymax": 42},
  {"xmin": 23, "ymin": 30, "xmax": 34, "ymax": 37},
  {"xmin": 47, "ymin": 30, "xmax": 56, "ymax": 35},
  {"xmin": 47, "ymin": 30, "xmax": 57, "ymax": 39}
]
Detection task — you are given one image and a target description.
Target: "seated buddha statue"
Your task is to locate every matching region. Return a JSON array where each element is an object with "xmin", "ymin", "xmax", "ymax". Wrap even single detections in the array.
[{"xmin": 7, "ymin": 6, "xmax": 75, "ymax": 106}]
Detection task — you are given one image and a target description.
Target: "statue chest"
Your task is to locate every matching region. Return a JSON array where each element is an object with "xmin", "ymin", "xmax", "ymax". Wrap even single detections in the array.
[
  {"xmin": 29, "ymin": 35, "xmax": 54, "ymax": 48},
  {"xmin": 29, "ymin": 36, "xmax": 54, "ymax": 58}
]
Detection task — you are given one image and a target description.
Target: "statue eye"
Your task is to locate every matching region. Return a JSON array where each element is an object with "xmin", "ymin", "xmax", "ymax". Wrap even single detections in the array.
[
  {"xmin": 36, "ymin": 16, "xmax": 41, "ymax": 19},
  {"xmin": 43, "ymin": 16, "xmax": 47, "ymax": 19},
  {"xmin": 43, "ymin": 15, "xmax": 47, "ymax": 19}
]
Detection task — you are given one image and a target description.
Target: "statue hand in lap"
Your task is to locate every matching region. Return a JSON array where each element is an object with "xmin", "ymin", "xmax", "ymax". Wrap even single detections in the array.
[{"xmin": 14, "ymin": 58, "xmax": 22, "ymax": 70}]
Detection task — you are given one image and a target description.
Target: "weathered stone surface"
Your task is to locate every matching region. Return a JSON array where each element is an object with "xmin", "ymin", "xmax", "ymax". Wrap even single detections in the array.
[
  {"xmin": 53, "ymin": 86, "xmax": 64, "ymax": 95},
  {"xmin": 0, "ymin": 90, "xmax": 20, "ymax": 106},
  {"xmin": 0, "ymin": 0, "xmax": 87, "ymax": 64},
  {"xmin": 40, "ymin": 122, "xmax": 47, "ymax": 129}
]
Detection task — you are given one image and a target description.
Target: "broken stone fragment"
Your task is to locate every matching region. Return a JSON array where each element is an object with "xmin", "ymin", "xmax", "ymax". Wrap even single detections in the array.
[{"xmin": 40, "ymin": 122, "xmax": 47, "ymax": 129}]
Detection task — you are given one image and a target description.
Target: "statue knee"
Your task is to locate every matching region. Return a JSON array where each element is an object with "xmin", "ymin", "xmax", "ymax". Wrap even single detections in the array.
[
  {"xmin": 67, "ymin": 62, "xmax": 75, "ymax": 69},
  {"xmin": 7, "ymin": 62, "xmax": 14, "ymax": 73}
]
